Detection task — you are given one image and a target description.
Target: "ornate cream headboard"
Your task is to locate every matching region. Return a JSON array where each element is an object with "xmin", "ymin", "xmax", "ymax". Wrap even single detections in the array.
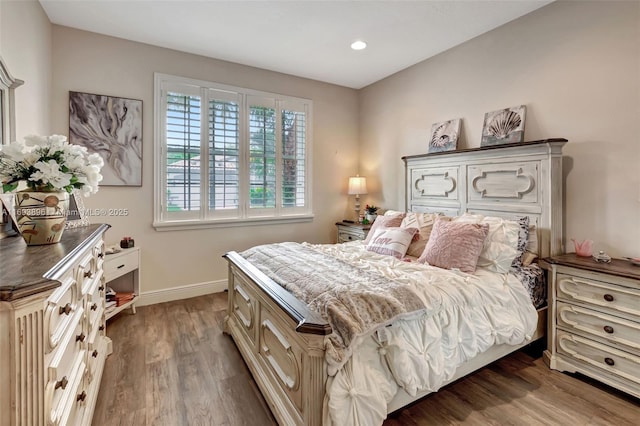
[{"xmin": 403, "ymin": 139, "xmax": 567, "ymax": 258}]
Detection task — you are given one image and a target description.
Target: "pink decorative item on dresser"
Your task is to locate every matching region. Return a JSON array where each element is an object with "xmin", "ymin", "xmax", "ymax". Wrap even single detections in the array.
[{"xmin": 571, "ymin": 238, "xmax": 593, "ymax": 257}]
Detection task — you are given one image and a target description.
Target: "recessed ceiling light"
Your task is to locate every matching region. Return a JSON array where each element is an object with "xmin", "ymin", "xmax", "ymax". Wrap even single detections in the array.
[{"xmin": 350, "ymin": 40, "xmax": 367, "ymax": 51}]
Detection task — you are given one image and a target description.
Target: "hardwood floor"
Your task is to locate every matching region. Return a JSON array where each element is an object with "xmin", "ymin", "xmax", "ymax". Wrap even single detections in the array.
[{"xmin": 93, "ymin": 293, "xmax": 639, "ymax": 425}]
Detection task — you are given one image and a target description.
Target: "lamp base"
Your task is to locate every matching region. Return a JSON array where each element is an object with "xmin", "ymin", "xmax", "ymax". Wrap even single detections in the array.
[{"xmin": 354, "ymin": 195, "xmax": 361, "ymax": 223}]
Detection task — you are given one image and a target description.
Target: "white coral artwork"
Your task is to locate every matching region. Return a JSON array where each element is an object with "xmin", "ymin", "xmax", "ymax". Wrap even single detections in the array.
[
  {"xmin": 428, "ymin": 118, "xmax": 461, "ymax": 153},
  {"xmin": 69, "ymin": 91, "xmax": 142, "ymax": 186},
  {"xmin": 481, "ymin": 105, "xmax": 526, "ymax": 146}
]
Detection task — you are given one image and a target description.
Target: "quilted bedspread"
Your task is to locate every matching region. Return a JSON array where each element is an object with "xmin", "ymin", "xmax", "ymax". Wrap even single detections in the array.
[{"xmin": 241, "ymin": 241, "xmax": 537, "ymax": 426}]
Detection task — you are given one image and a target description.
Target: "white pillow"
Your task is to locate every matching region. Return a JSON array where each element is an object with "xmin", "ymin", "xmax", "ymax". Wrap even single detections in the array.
[
  {"xmin": 383, "ymin": 209, "xmax": 405, "ymax": 217},
  {"xmin": 452, "ymin": 213, "xmax": 520, "ymax": 273},
  {"xmin": 366, "ymin": 227, "xmax": 418, "ymax": 259}
]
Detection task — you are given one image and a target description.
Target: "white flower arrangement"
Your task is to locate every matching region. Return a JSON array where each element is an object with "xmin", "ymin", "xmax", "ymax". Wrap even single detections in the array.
[{"xmin": 0, "ymin": 134, "xmax": 104, "ymax": 196}]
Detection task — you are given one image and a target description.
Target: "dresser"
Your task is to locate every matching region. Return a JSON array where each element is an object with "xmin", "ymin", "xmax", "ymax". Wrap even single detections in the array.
[
  {"xmin": 335, "ymin": 221, "xmax": 371, "ymax": 243},
  {"xmin": 542, "ymin": 254, "xmax": 640, "ymax": 398},
  {"xmin": 0, "ymin": 223, "xmax": 111, "ymax": 426}
]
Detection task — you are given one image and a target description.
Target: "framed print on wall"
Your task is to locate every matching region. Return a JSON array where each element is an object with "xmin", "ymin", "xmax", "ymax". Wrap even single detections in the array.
[
  {"xmin": 69, "ymin": 91, "xmax": 142, "ymax": 186},
  {"xmin": 480, "ymin": 105, "xmax": 526, "ymax": 147},
  {"xmin": 428, "ymin": 118, "xmax": 461, "ymax": 153}
]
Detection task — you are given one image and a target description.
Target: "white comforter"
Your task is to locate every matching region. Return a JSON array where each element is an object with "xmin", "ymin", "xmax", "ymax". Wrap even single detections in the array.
[{"xmin": 308, "ymin": 242, "xmax": 538, "ymax": 426}]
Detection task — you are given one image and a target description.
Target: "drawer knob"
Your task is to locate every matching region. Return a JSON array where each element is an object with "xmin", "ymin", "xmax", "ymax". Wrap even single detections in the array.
[
  {"xmin": 603, "ymin": 294, "xmax": 614, "ymax": 302},
  {"xmin": 92, "ymin": 350, "xmax": 99, "ymax": 358},
  {"xmin": 603, "ymin": 325, "xmax": 614, "ymax": 334},
  {"xmin": 76, "ymin": 333, "xmax": 86, "ymax": 343},
  {"xmin": 77, "ymin": 391, "xmax": 87, "ymax": 402},
  {"xmin": 98, "ymin": 285, "xmax": 105, "ymax": 291},
  {"xmin": 604, "ymin": 357, "xmax": 615, "ymax": 366},
  {"xmin": 84, "ymin": 271, "xmax": 93, "ymax": 278},
  {"xmin": 55, "ymin": 376, "xmax": 68, "ymax": 390},
  {"xmin": 58, "ymin": 303, "xmax": 72, "ymax": 316},
  {"xmin": 98, "ymin": 325, "xmax": 105, "ymax": 331},
  {"xmin": 117, "ymin": 264, "xmax": 125, "ymax": 269},
  {"xmin": 91, "ymin": 303, "xmax": 98, "ymax": 311}
]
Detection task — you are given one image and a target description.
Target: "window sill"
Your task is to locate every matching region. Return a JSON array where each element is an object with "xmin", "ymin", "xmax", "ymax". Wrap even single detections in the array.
[{"xmin": 153, "ymin": 214, "xmax": 315, "ymax": 231}]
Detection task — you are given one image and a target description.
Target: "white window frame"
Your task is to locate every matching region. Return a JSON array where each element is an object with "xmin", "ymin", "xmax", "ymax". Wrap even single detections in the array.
[{"xmin": 153, "ymin": 73, "xmax": 313, "ymax": 231}]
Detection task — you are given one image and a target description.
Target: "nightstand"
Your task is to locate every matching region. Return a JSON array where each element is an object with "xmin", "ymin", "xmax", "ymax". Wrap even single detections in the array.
[
  {"xmin": 335, "ymin": 221, "xmax": 371, "ymax": 243},
  {"xmin": 541, "ymin": 254, "xmax": 640, "ymax": 399},
  {"xmin": 104, "ymin": 246, "xmax": 140, "ymax": 320}
]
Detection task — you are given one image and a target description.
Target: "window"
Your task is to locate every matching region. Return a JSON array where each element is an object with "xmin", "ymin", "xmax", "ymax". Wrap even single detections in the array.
[{"xmin": 154, "ymin": 74, "xmax": 312, "ymax": 230}]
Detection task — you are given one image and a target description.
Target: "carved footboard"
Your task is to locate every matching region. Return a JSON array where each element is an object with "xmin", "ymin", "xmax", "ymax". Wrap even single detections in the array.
[{"xmin": 223, "ymin": 252, "xmax": 330, "ymax": 426}]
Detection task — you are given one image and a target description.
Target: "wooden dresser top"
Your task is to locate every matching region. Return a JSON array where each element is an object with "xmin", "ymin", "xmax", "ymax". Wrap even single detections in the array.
[
  {"xmin": 542, "ymin": 253, "xmax": 640, "ymax": 281},
  {"xmin": 0, "ymin": 223, "xmax": 110, "ymax": 301}
]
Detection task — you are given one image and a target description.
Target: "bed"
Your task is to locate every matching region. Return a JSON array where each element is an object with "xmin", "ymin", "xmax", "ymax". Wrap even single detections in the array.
[{"xmin": 223, "ymin": 138, "xmax": 567, "ymax": 426}]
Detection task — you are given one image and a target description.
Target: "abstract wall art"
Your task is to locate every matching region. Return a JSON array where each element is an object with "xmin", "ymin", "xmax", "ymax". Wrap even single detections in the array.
[
  {"xmin": 69, "ymin": 91, "xmax": 142, "ymax": 186},
  {"xmin": 481, "ymin": 105, "xmax": 526, "ymax": 146},
  {"xmin": 428, "ymin": 118, "xmax": 461, "ymax": 153}
]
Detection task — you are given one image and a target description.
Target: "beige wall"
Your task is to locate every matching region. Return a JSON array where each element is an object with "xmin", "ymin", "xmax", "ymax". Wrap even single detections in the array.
[
  {"xmin": 0, "ymin": 0, "xmax": 51, "ymax": 139},
  {"xmin": 51, "ymin": 26, "xmax": 359, "ymax": 295},
  {"xmin": 359, "ymin": 1, "xmax": 640, "ymax": 257}
]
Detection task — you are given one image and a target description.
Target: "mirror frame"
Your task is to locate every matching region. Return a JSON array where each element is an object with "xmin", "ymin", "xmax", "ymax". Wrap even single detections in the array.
[
  {"xmin": 0, "ymin": 55, "xmax": 23, "ymax": 238},
  {"xmin": 0, "ymin": 54, "xmax": 24, "ymax": 145}
]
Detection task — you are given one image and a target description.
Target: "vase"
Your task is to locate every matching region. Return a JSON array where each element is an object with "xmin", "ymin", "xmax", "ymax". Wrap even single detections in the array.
[
  {"xmin": 14, "ymin": 190, "xmax": 69, "ymax": 245},
  {"xmin": 571, "ymin": 238, "xmax": 593, "ymax": 257},
  {"xmin": 365, "ymin": 213, "xmax": 377, "ymax": 223}
]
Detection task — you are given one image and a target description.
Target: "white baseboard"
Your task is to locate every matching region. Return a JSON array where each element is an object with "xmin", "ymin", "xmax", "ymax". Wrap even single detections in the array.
[{"xmin": 137, "ymin": 279, "xmax": 227, "ymax": 307}]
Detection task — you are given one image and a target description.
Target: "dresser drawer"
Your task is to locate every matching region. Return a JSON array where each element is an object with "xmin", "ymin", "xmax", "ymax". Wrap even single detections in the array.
[
  {"xmin": 45, "ymin": 312, "xmax": 86, "ymax": 425},
  {"xmin": 104, "ymin": 249, "xmax": 139, "ymax": 282},
  {"xmin": 556, "ymin": 273, "xmax": 640, "ymax": 318},
  {"xmin": 557, "ymin": 330, "xmax": 640, "ymax": 387},
  {"xmin": 45, "ymin": 352, "xmax": 85, "ymax": 426},
  {"xmin": 87, "ymin": 329, "xmax": 106, "ymax": 384},
  {"xmin": 557, "ymin": 302, "xmax": 640, "ymax": 354},
  {"xmin": 44, "ymin": 276, "xmax": 80, "ymax": 353},
  {"xmin": 77, "ymin": 251, "xmax": 97, "ymax": 296}
]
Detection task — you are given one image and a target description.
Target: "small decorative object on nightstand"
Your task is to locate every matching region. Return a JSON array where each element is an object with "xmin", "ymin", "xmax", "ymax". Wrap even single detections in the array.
[
  {"xmin": 541, "ymin": 253, "xmax": 640, "ymax": 399},
  {"xmin": 364, "ymin": 204, "xmax": 378, "ymax": 224},
  {"xmin": 336, "ymin": 221, "xmax": 371, "ymax": 243}
]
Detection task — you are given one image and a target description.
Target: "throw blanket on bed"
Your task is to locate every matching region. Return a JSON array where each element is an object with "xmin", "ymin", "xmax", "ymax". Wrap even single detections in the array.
[{"xmin": 241, "ymin": 242, "xmax": 427, "ymax": 371}]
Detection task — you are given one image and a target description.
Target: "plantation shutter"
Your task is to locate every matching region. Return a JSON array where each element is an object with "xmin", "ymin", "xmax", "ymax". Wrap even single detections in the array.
[
  {"xmin": 247, "ymin": 96, "xmax": 277, "ymax": 213},
  {"xmin": 281, "ymin": 100, "xmax": 308, "ymax": 210},
  {"xmin": 208, "ymin": 89, "xmax": 241, "ymax": 217},
  {"xmin": 164, "ymin": 85, "xmax": 202, "ymax": 219}
]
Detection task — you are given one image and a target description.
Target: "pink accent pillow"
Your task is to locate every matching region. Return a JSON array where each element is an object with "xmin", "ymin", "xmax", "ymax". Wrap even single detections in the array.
[
  {"xmin": 366, "ymin": 227, "xmax": 418, "ymax": 259},
  {"xmin": 364, "ymin": 213, "xmax": 406, "ymax": 244},
  {"xmin": 418, "ymin": 217, "xmax": 489, "ymax": 273}
]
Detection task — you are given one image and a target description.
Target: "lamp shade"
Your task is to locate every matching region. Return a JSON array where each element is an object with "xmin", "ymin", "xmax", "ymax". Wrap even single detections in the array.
[{"xmin": 348, "ymin": 176, "xmax": 368, "ymax": 195}]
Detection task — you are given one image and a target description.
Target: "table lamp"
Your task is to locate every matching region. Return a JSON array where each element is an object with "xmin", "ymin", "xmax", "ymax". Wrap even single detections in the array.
[{"xmin": 348, "ymin": 175, "xmax": 367, "ymax": 222}]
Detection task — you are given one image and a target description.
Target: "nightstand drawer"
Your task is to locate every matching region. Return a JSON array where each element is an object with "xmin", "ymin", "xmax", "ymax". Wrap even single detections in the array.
[
  {"xmin": 557, "ymin": 302, "xmax": 640, "ymax": 354},
  {"xmin": 336, "ymin": 222, "xmax": 370, "ymax": 243},
  {"xmin": 557, "ymin": 331, "xmax": 640, "ymax": 387},
  {"xmin": 338, "ymin": 230, "xmax": 361, "ymax": 243},
  {"xmin": 104, "ymin": 249, "xmax": 139, "ymax": 282},
  {"xmin": 556, "ymin": 273, "xmax": 640, "ymax": 318}
]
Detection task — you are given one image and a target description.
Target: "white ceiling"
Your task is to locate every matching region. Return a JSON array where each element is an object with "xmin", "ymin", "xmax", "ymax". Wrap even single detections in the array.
[{"xmin": 39, "ymin": 0, "xmax": 553, "ymax": 89}]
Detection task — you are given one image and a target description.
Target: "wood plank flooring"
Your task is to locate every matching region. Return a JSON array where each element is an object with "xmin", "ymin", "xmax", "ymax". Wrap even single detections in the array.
[{"xmin": 93, "ymin": 293, "xmax": 639, "ymax": 425}]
